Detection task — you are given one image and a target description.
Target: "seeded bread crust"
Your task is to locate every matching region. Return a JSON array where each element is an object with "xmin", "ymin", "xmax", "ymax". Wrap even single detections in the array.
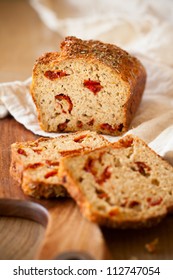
[
  {"xmin": 59, "ymin": 135, "xmax": 173, "ymax": 228},
  {"xmin": 10, "ymin": 131, "xmax": 109, "ymax": 199},
  {"xmin": 31, "ymin": 36, "xmax": 146, "ymax": 136}
]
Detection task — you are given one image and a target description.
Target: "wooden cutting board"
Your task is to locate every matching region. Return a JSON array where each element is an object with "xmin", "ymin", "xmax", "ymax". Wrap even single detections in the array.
[{"xmin": 1, "ymin": 116, "xmax": 173, "ymax": 260}]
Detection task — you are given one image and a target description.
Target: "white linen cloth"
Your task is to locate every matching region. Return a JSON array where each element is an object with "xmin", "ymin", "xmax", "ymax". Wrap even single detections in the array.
[{"xmin": 0, "ymin": 0, "xmax": 173, "ymax": 164}]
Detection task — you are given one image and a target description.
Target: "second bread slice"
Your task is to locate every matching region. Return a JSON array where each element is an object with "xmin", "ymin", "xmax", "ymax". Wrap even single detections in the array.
[{"xmin": 59, "ymin": 135, "xmax": 173, "ymax": 228}]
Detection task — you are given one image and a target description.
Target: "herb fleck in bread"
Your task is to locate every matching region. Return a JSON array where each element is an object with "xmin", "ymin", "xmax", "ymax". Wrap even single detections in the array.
[
  {"xmin": 10, "ymin": 131, "xmax": 108, "ymax": 198},
  {"xmin": 31, "ymin": 36, "xmax": 146, "ymax": 136},
  {"xmin": 59, "ymin": 135, "xmax": 173, "ymax": 228}
]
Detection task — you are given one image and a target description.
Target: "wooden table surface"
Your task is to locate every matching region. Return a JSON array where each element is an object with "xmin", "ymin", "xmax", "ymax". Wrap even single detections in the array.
[{"xmin": 1, "ymin": 0, "xmax": 173, "ymax": 260}]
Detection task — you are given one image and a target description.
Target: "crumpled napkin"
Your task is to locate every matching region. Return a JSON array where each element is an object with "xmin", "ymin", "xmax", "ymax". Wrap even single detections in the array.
[{"xmin": 1, "ymin": 0, "xmax": 173, "ymax": 164}]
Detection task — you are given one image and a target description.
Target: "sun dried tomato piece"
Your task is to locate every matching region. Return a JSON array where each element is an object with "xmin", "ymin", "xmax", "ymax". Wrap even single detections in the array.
[
  {"xmin": 76, "ymin": 120, "xmax": 83, "ymax": 128},
  {"xmin": 100, "ymin": 123, "xmax": 124, "ymax": 133},
  {"xmin": 74, "ymin": 134, "xmax": 87, "ymax": 143},
  {"xmin": 44, "ymin": 70, "xmax": 69, "ymax": 80},
  {"xmin": 96, "ymin": 189, "xmax": 108, "ymax": 199},
  {"xmin": 134, "ymin": 161, "xmax": 151, "ymax": 176},
  {"xmin": 55, "ymin": 94, "xmax": 73, "ymax": 113},
  {"xmin": 96, "ymin": 166, "xmax": 112, "ymax": 185},
  {"xmin": 17, "ymin": 148, "xmax": 27, "ymax": 157},
  {"xmin": 44, "ymin": 170, "xmax": 57, "ymax": 179},
  {"xmin": 100, "ymin": 123, "xmax": 116, "ymax": 133},
  {"xmin": 45, "ymin": 160, "xmax": 59, "ymax": 166},
  {"xmin": 83, "ymin": 79, "xmax": 103, "ymax": 95},
  {"xmin": 26, "ymin": 163, "xmax": 43, "ymax": 169},
  {"xmin": 84, "ymin": 157, "xmax": 111, "ymax": 185},
  {"xmin": 84, "ymin": 157, "xmax": 97, "ymax": 176},
  {"xmin": 97, "ymin": 152, "xmax": 105, "ymax": 164},
  {"xmin": 58, "ymin": 119, "xmax": 70, "ymax": 131},
  {"xmin": 60, "ymin": 148, "xmax": 83, "ymax": 157},
  {"xmin": 119, "ymin": 138, "xmax": 133, "ymax": 148},
  {"xmin": 87, "ymin": 118, "xmax": 94, "ymax": 126},
  {"xmin": 33, "ymin": 149, "xmax": 42, "ymax": 154},
  {"xmin": 129, "ymin": 200, "xmax": 140, "ymax": 208},
  {"xmin": 147, "ymin": 197, "xmax": 163, "ymax": 207},
  {"xmin": 109, "ymin": 208, "xmax": 119, "ymax": 216}
]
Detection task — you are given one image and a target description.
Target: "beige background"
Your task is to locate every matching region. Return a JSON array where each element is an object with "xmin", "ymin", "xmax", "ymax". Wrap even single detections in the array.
[{"xmin": 0, "ymin": 0, "xmax": 60, "ymax": 83}]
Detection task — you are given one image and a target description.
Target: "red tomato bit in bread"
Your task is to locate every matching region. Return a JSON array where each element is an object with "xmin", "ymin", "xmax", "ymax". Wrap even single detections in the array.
[
  {"xmin": 26, "ymin": 163, "xmax": 43, "ymax": 169},
  {"xmin": 84, "ymin": 158, "xmax": 111, "ymax": 185},
  {"xmin": 100, "ymin": 123, "xmax": 124, "ymax": 133},
  {"xmin": 33, "ymin": 149, "xmax": 42, "ymax": 154},
  {"xmin": 119, "ymin": 138, "xmax": 134, "ymax": 148},
  {"xmin": 83, "ymin": 79, "xmax": 103, "ymax": 95},
  {"xmin": 17, "ymin": 148, "xmax": 27, "ymax": 157},
  {"xmin": 55, "ymin": 94, "xmax": 73, "ymax": 113},
  {"xmin": 96, "ymin": 189, "xmax": 109, "ymax": 199},
  {"xmin": 44, "ymin": 170, "xmax": 57, "ymax": 179},
  {"xmin": 76, "ymin": 120, "xmax": 83, "ymax": 128},
  {"xmin": 87, "ymin": 118, "xmax": 95, "ymax": 126},
  {"xmin": 100, "ymin": 123, "xmax": 117, "ymax": 133},
  {"xmin": 96, "ymin": 166, "xmax": 112, "ymax": 185},
  {"xmin": 84, "ymin": 157, "xmax": 97, "ymax": 176},
  {"xmin": 45, "ymin": 160, "xmax": 59, "ymax": 166},
  {"xmin": 74, "ymin": 134, "xmax": 87, "ymax": 143},
  {"xmin": 58, "ymin": 119, "xmax": 70, "ymax": 131},
  {"xmin": 134, "ymin": 161, "xmax": 151, "ymax": 176},
  {"xmin": 147, "ymin": 197, "xmax": 163, "ymax": 207},
  {"xmin": 108, "ymin": 208, "xmax": 119, "ymax": 216},
  {"xmin": 44, "ymin": 70, "xmax": 69, "ymax": 80}
]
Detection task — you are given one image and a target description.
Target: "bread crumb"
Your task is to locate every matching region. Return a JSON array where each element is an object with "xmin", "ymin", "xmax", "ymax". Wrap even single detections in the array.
[{"xmin": 145, "ymin": 238, "xmax": 159, "ymax": 253}]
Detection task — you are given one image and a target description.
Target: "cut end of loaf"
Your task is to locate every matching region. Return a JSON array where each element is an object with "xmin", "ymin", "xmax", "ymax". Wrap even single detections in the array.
[
  {"xmin": 59, "ymin": 134, "xmax": 173, "ymax": 228},
  {"xmin": 31, "ymin": 36, "xmax": 146, "ymax": 136}
]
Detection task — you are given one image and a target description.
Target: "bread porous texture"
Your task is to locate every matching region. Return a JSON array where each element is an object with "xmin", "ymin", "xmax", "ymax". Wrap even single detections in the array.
[
  {"xmin": 59, "ymin": 134, "xmax": 173, "ymax": 228},
  {"xmin": 10, "ymin": 131, "xmax": 109, "ymax": 198},
  {"xmin": 31, "ymin": 36, "xmax": 146, "ymax": 136}
]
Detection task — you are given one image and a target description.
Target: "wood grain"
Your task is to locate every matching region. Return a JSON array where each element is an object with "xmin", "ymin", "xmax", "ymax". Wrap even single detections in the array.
[
  {"xmin": 0, "ymin": 0, "xmax": 61, "ymax": 83},
  {"xmin": 0, "ymin": 217, "xmax": 45, "ymax": 260}
]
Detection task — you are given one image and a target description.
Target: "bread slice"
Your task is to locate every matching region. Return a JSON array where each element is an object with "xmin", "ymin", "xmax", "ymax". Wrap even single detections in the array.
[
  {"xmin": 59, "ymin": 134, "xmax": 173, "ymax": 228},
  {"xmin": 31, "ymin": 36, "xmax": 146, "ymax": 136},
  {"xmin": 10, "ymin": 131, "xmax": 109, "ymax": 198}
]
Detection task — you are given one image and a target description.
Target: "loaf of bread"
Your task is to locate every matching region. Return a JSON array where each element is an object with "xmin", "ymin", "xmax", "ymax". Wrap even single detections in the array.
[
  {"xmin": 59, "ymin": 134, "xmax": 173, "ymax": 228},
  {"xmin": 10, "ymin": 131, "xmax": 108, "ymax": 198},
  {"xmin": 31, "ymin": 36, "xmax": 146, "ymax": 136}
]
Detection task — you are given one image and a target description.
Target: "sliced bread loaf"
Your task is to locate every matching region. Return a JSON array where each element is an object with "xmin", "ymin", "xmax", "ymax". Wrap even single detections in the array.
[
  {"xmin": 31, "ymin": 36, "xmax": 146, "ymax": 136},
  {"xmin": 10, "ymin": 131, "xmax": 109, "ymax": 198},
  {"xmin": 59, "ymin": 134, "xmax": 173, "ymax": 228}
]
